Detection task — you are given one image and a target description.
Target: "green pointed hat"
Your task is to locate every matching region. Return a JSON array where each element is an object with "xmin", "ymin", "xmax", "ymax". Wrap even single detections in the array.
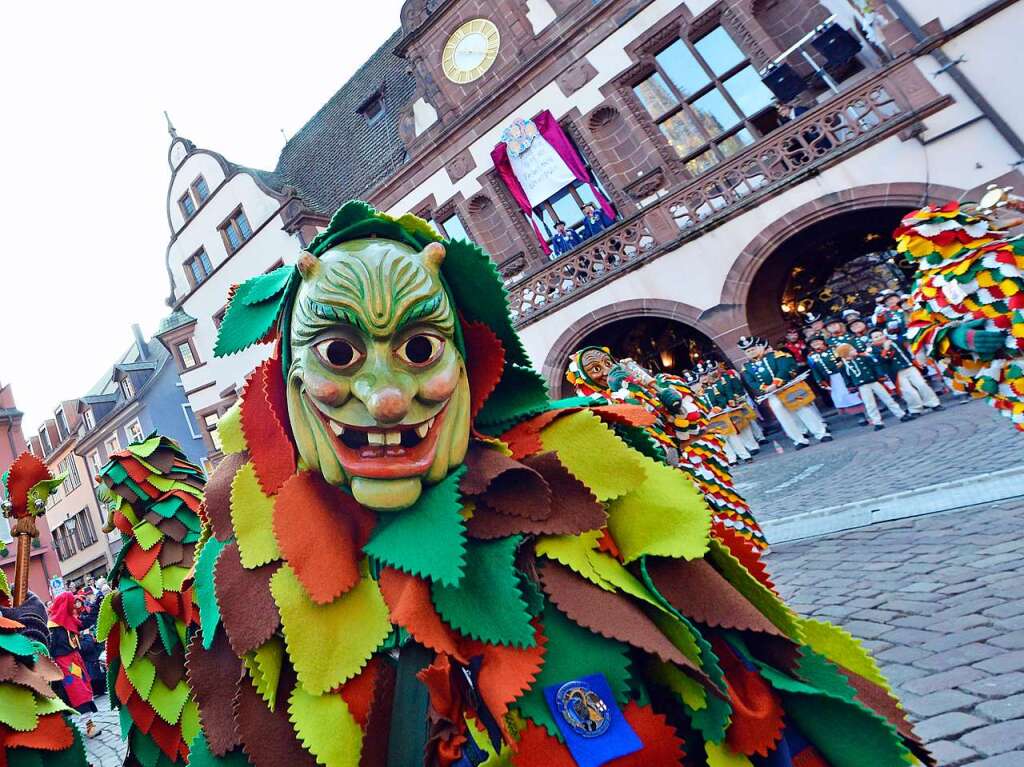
[{"xmin": 212, "ymin": 200, "xmax": 550, "ymax": 431}]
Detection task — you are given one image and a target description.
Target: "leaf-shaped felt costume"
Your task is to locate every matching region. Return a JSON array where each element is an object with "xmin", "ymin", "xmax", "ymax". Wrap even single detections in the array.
[
  {"xmin": 898, "ymin": 201, "xmax": 1024, "ymax": 431},
  {"xmin": 183, "ymin": 202, "xmax": 930, "ymax": 766},
  {"xmin": 0, "ymin": 568, "xmax": 88, "ymax": 764},
  {"xmin": 96, "ymin": 435, "xmax": 206, "ymax": 766},
  {"xmin": 566, "ymin": 348, "xmax": 767, "ymax": 554}
]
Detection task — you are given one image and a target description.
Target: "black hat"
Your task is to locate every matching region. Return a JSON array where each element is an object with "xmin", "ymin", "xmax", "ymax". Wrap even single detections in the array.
[
  {"xmin": 737, "ymin": 335, "xmax": 759, "ymax": 350},
  {"xmin": 824, "ymin": 315, "xmax": 846, "ymax": 326},
  {"xmin": 682, "ymin": 369, "xmax": 700, "ymax": 386},
  {"xmin": 803, "ymin": 312, "xmax": 822, "ymax": 326},
  {"xmin": 807, "ymin": 333, "xmax": 827, "ymax": 343},
  {"xmin": 875, "ymin": 288, "xmax": 898, "ymax": 303}
]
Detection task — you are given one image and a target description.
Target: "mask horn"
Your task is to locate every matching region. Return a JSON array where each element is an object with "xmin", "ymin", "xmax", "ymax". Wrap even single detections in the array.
[
  {"xmin": 421, "ymin": 242, "xmax": 446, "ymax": 273},
  {"xmin": 297, "ymin": 252, "xmax": 319, "ymax": 279}
]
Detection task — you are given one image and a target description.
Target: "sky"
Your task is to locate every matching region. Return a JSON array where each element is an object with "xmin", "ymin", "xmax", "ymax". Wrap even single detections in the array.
[{"xmin": 0, "ymin": 0, "xmax": 407, "ymax": 433}]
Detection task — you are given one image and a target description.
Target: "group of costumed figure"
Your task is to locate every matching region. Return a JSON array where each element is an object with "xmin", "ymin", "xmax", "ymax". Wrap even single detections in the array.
[{"xmin": 4, "ymin": 187, "xmax": 1019, "ymax": 766}]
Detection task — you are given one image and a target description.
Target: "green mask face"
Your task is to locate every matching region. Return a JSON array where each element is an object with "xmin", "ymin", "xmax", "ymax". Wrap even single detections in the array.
[{"xmin": 286, "ymin": 238, "xmax": 470, "ymax": 511}]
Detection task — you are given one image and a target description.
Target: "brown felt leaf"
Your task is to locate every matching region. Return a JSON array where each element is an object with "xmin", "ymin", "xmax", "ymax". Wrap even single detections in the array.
[
  {"xmin": 273, "ymin": 471, "xmax": 376, "ymax": 605},
  {"xmin": 539, "ymin": 561, "xmax": 697, "ymax": 671},
  {"xmin": 215, "ymin": 542, "xmax": 281, "ymax": 656},
  {"xmin": 146, "ymin": 449, "xmax": 178, "ymax": 475},
  {"xmin": 137, "ymin": 620, "xmax": 159, "ymax": 659},
  {"xmin": 645, "ymin": 558, "xmax": 782, "ymax": 636},
  {"xmin": 156, "ymin": 515, "xmax": 188, "ymax": 543},
  {"xmin": 236, "ymin": 664, "xmax": 317, "ymax": 767},
  {"xmin": 839, "ymin": 667, "xmax": 921, "ymax": 747},
  {"xmin": 0, "ymin": 654, "xmax": 54, "ymax": 697},
  {"xmin": 155, "ymin": 643, "xmax": 187, "ymax": 690},
  {"xmin": 186, "ymin": 630, "xmax": 242, "ymax": 756},
  {"xmin": 204, "ymin": 452, "xmax": 249, "ymax": 542},
  {"xmin": 466, "ymin": 453, "xmax": 606, "ymax": 540},
  {"xmin": 461, "ymin": 445, "xmax": 551, "ymax": 520},
  {"xmin": 158, "ymin": 539, "xmax": 184, "ymax": 568}
]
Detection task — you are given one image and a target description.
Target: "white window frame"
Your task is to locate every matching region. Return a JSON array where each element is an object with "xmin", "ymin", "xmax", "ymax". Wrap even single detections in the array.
[
  {"xmin": 104, "ymin": 433, "xmax": 120, "ymax": 455},
  {"xmin": 88, "ymin": 450, "xmax": 103, "ymax": 483},
  {"xmin": 125, "ymin": 418, "xmax": 145, "ymax": 445},
  {"xmin": 120, "ymin": 376, "xmax": 135, "ymax": 400},
  {"xmin": 83, "ymin": 409, "xmax": 95, "ymax": 430},
  {"xmin": 182, "ymin": 404, "xmax": 202, "ymax": 439}
]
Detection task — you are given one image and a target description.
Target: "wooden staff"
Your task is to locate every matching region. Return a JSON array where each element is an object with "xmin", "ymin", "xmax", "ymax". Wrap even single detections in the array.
[{"xmin": 11, "ymin": 515, "xmax": 37, "ymax": 607}]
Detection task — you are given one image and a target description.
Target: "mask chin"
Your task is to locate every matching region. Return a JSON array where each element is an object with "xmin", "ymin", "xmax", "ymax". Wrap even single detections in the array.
[{"xmin": 351, "ymin": 476, "xmax": 422, "ymax": 511}]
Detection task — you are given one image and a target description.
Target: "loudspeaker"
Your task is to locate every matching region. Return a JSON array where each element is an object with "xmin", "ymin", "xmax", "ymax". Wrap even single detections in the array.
[
  {"xmin": 811, "ymin": 22, "xmax": 862, "ymax": 68},
  {"xmin": 761, "ymin": 63, "xmax": 805, "ymax": 103}
]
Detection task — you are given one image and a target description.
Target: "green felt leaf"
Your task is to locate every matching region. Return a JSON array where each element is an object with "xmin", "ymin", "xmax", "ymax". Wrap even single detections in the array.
[
  {"xmin": 125, "ymin": 656, "xmax": 157, "ymax": 700},
  {"xmin": 288, "ymin": 685, "xmax": 362, "ymax": 767},
  {"xmin": 271, "ymin": 565, "xmax": 391, "ymax": 696},
  {"xmin": 215, "ymin": 276, "xmax": 292, "ymax": 358},
  {"xmin": 120, "ymin": 624, "xmax": 139, "ymax": 667},
  {"xmin": 149, "ymin": 678, "xmax": 191, "ymax": 724},
  {"xmin": 127, "ymin": 436, "xmax": 162, "ymax": 458},
  {"xmin": 155, "ymin": 614, "xmax": 179, "ymax": 655},
  {"xmin": 0, "ymin": 569, "xmax": 7, "ymax": 598},
  {"xmin": 707, "ymin": 539, "xmax": 800, "ymax": 638},
  {"xmin": 476, "ymin": 364, "xmax": 550, "ymax": 428},
  {"xmin": 133, "ymin": 521, "xmax": 164, "ymax": 551},
  {"xmin": 241, "ymin": 266, "xmax": 294, "ymax": 305},
  {"xmin": 230, "ymin": 462, "xmax": 281, "ymax": 569},
  {"xmin": 244, "ymin": 636, "xmax": 285, "ymax": 710},
  {"xmin": 0, "ymin": 629, "xmax": 37, "ymax": 659},
  {"xmin": 108, "ymin": 657, "xmax": 121, "ymax": 712},
  {"xmin": 150, "ymin": 496, "xmax": 184, "ymax": 519},
  {"xmin": 95, "ymin": 593, "xmax": 116, "ymax": 642},
  {"xmin": 194, "ymin": 535, "xmax": 228, "ymax": 649},
  {"xmin": 121, "ymin": 585, "xmax": 150, "ymax": 630},
  {"xmin": 0, "ymin": 683, "xmax": 37, "ymax": 731},
  {"xmin": 119, "ymin": 703, "xmax": 133, "ymax": 741},
  {"xmin": 138, "ymin": 559, "xmax": 164, "ymax": 599},
  {"xmin": 799, "ymin": 617, "xmax": 890, "ymax": 690},
  {"xmin": 7, "ymin": 749, "xmax": 43, "ymax": 767},
  {"xmin": 187, "ymin": 732, "xmax": 251, "ymax": 767},
  {"xmin": 515, "ymin": 604, "xmax": 631, "ymax": 737},
  {"xmin": 181, "ymin": 699, "xmax": 201, "ymax": 751},
  {"xmin": 363, "ymin": 467, "xmax": 466, "ymax": 587},
  {"xmin": 131, "ymin": 728, "xmax": 161, "ymax": 767}
]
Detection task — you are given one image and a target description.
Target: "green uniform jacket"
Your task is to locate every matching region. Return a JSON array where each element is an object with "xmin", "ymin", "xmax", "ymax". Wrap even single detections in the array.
[
  {"xmin": 838, "ymin": 355, "xmax": 886, "ymax": 388},
  {"xmin": 741, "ymin": 352, "xmax": 799, "ymax": 393},
  {"xmin": 869, "ymin": 341, "xmax": 916, "ymax": 378},
  {"xmin": 806, "ymin": 349, "xmax": 842, "ymax": 385},
  {"xmin": 827, "ymin": 333, "xmax": 870, "ymax": 352}
]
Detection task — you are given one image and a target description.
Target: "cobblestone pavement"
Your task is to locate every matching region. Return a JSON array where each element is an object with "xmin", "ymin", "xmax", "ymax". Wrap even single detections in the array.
[
  {"xmin": 81, "ymin": 696, "xmax": 125, "ymax": 766},
  {"xmin": 768, "ymin": 499, "xmax": 1024, "ymax": 765},
  {"xmin": 733, "ymin": 397, "xmax": 1023, "ymax": 521}
]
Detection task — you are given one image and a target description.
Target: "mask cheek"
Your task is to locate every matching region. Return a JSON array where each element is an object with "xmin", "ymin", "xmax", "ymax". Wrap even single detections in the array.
[
  {"xmin": 305, "ymin": 369, "xmax": 350, "ymax": 406},
  {"xmin": 418, "ymin": 360, "xmax": 460, "ymax": 403}
]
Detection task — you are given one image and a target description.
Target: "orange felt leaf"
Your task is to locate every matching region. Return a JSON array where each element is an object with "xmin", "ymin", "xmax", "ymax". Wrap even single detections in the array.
[
  {"xmin": 339, "ymin": 656, "xmax": 381, "ymax": 729},
  {"xmin": 501, "ymin": 409, "xmax": 579, "ymax": 460},
  {"xmin": 510, "ymin": 723, "xmax": 576, "ymax": 767},
  {"xmin": 4, "ymin": 452, "xmax": 52, "ymax": 516},
  {"xmin": 462, "ymin": 621, "xmax": 546, "ymax": 721},
  {"xmin": 592, "ymin": 404, "xmax": 658, "ymax": 428},
  {"xmin": 144, "ymin": 592, "xmax": 165, "ymax": 615},
  {"xmin": 125, "ymin": 541, "xmax": 163, "ymax": 581},
  {"xmin": 605, "ymin": 703, "xmax": 685, "ymax": 766},
  {"xmin": 113, "ymin": 511, "xmax": 134, "ymax": 536},
  {"xmin": 712, "ymin": 637, "xmax": 784, "ymax": 757},
  {"xmin": 462, "ymin": 319, "xmax": 506, "ymax": 420},
  {"xmin": 115, "ymin": 665, "xmax": 134, "ymax": 705},
  {"xmin": 5, "ymin": 713, "xmax": 74, "ymax": 751},
  {"xmin": 0, "ymin": 617, "xmax": 23, "ymax": 631},
  {"xmin": 241, "ymin": 357, "xmax": 296, "ymax": 496},
  {"xmin": 273, "ymin": 471, "xmax": 375, "ymax": 604},
  {"xmin": 597, "ymin": 528, "xmax": 621, "ymax": 560},
  {"xmin": 378, "ymin": 568, "xmax": 464, "ymax": 662}
]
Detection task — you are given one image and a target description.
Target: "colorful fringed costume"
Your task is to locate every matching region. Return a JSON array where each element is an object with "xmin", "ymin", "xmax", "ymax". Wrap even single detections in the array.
[
  {"xmin": 0, "ymin": 454, "xmax": 88, "ymax": 765},
  {"xmin": 898, "ymin": 201, "xmax": 1024, "ymax": 430},
  {"xmin": 119, "ymin": 202, "xmax": 930, "ymax": 766},
  {"xmin": 566, "ymin": 348, "xmax": 766, "ymax": 551},
  {"xmin": 94, "ymin": 436, "xmax": 206, "ymax": 766}
]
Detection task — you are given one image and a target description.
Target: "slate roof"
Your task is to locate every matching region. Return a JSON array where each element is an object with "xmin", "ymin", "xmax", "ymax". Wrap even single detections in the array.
[
  {"xmin": 155, "ymin": 310, "xmax": 197, "ymax": 337},
  {"xmin": 270, "ymin": 29, "xmax": 416, "ymax": 214}
]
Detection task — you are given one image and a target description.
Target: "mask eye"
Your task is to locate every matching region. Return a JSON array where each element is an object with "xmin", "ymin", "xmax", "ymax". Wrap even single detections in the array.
[
  {"xmin": 396, "ymin": 334, "xmax": 444, "ymax": 367},
  {"xmin": 313, "ymin": 338, "xmax": 364, "ymax": 371}
]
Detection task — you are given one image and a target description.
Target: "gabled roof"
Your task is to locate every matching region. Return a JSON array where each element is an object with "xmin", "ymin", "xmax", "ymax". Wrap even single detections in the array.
[
  {"xmin": 156, "ymin": 309, "xmax": 197, "ymax": 337},
  {"xmin": 270, "ymin": 29, "xmax": 415, "ymax": 214},
  {"xmin": 115, "ymin": 361, "xmax": 159, "ymax": 375}
]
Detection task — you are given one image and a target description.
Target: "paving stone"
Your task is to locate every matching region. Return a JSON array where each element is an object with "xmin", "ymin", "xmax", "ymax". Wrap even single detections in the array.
[
  {"xmin": 962, "ymin": 673, "xmax": 1024, "ymax": 699},
  {"xmin": 976, "ymin": 694, "xmax": 1024, "ymax": 723},
  {"xmin": 960, "ymin": 720, "xmax": 1024, "ymax": 755},
  {"xmin": 971, "ymin": 751, "xmax": 1024, "ymax": 766},
  {"xmin": 925, "ymin": 739, "xmax": 976, "ymax": 765},
  {"xmin": 902, "ymin": 667, "xmax": 989, "ymax": 696},
  {"xmin": 975, "ymin": 650, "xmax": 1024, "ymax": 675},
  {"xmin": 913, "ymin": 643, "xmax": 1002, "ymax": 672},
  {"xmin": 902, "ymin": 690, "xmax": 982, "ymax": 719},
  {"xmin": 990, "ymin": 631, "xmax": 1024, "ymax": 650},
  {"xmin": 914, "ymin": 711, "xmax": 987, "ymax": 741}
]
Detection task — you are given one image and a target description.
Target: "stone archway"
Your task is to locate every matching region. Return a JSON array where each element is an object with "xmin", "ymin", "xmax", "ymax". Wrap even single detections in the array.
[
  {"xmin": 720, "ymin": 182, "xmax": 965, "ymax": 342},
  {"xmin": 541, "ymin": 298, "xmax": 733, "ymax": 396}
]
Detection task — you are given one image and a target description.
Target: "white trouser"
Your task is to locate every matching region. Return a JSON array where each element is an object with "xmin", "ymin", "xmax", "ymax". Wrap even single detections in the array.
[
  {"xmin": 858, "ymin": 381, "xmax": 905, "ymax": 425},
  {"xmin": 738, "ymin": 425, "xmax": 759, "ymax": 451},
  {"xmin": 724, "ymin": 432, "xmax": 751, "ymax": 462},
  {"xmin": 896, "ymin": 366, "xmax": 940, "ymax": 413},
  {"xmin": 766, "ymin": 396, "xmax": 829, "ymax": 445}
]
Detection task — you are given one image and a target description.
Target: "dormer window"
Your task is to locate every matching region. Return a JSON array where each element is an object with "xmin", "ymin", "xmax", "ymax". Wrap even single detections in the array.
[
  {"xmin": 192, "ymin": 175, "xmax": 210, "ymax": 204},
  {"xmin": 55, "ymin": 409, "xmax": 69, "ymax": 440},
  {"xmin": 179, "ymin": 191, "xmax": 197, "ymax": 219},
  {"xmin": 358, "ymin": 91, "xmax": 385, "ymax": 125},
  {"xmin": 39, "ymin": 429, "xmax": 52, "ymax": 455},
  {"xmin": 220, "ymin": 207, "xmax": 253, "ymax": 253},
  {"xmin": 83, "ymin": 409, "xmax": 95, "ymax": 431},
  {"xmin": 120, "ymin": 376, "xmax": 135, "ymax": 400},
  {"xmin": 186, "ymin": 248, "xmax": 214, "ymax": 288}
]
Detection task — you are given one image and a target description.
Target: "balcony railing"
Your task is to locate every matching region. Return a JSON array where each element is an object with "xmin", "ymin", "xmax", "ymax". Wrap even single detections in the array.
[{"xmin": 506, "ymin": 56, "xmax": 948, "ymax": 327}]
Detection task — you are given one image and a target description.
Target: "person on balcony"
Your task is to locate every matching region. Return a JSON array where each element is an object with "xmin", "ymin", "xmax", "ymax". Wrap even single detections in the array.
[
  {"xmin": 580, "ymin": 203, "xmax": 613, "ymax": 240},
  {"xmin": 550, "ymin": 220, "xmax": 582, "ymax": 258}
]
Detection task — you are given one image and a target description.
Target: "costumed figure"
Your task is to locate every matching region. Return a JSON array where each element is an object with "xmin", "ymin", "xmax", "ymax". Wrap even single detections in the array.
[
  {"xmin": 739, "ymin": 336, "xmax": 832, "ymax": 449},
  {"xmin": 833, "ymin": 343, "xmax": 910, "ymax": 430},
  {"xmin": 93, "ymin": 435, "xmax": 206, "ymax": 765},
  {"xmin": 701, "ymin": 361, "xmax": 761, "ymax": 456},
  {"xmin": 567, "ymin": 348, "xmax": 765, "ymax": 550},
  {"xmin": 866, "ymin": 328, "xmax": 943, "ymax": 416},
  {"xmin": 824, "ymin": 317, "xmax": 866, "ymax": 352},
  {"xmin": 133, "ymin": 202, "xmax": 928, "ymax": 766},
  {"xmin": 48, "ymin": 592, "xmax": 101, "ymax": 736},
  {"xmin": 802, "ymin": 312, "xmax": 825, "ymax": 341},
  {"xmin": 0, "ymin": 453, "xmax": 90, "ymax": 763},
  {"xmin": 896, "ymin": 195, "xmax": 1024, "ymax": 430},
  {"xmin": 871, "ymin": 290, "xmax": 907, "ymax": 337},
  {"xmin": 806, "ymin": 335, "xmax": 862, "ymax": 412}
]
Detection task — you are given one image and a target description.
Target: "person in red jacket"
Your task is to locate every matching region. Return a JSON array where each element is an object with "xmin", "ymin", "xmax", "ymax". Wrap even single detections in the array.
[{"xmin": 47, "ymin": 591, "xmax": 101, "ymax": 737}]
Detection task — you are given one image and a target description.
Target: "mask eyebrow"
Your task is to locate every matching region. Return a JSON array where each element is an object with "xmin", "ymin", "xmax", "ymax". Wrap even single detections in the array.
[
  {"xmin": 395, "ymin": 292, "xmax": 451, "ymax": 333},
  {"xmin": 292, "ymin": 299, "xmax": 368, "ymax": 344}
]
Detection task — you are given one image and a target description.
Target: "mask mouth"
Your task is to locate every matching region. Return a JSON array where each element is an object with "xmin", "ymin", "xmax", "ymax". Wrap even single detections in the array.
[{"xmin": 307, "ymin": 395, "xmax": 449, "ymax": 480}]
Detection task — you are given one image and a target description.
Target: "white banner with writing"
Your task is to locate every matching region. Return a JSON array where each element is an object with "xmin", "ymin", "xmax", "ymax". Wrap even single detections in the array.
[{"xmin": 507, "ymin": 134, "xmax": 577, "ymax": 208}]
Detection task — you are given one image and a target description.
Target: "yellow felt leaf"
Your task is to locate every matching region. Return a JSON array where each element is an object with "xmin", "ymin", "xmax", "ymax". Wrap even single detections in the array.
[
  {"xmin": 34, "ymin": 694, "xmax": 71, "ymax": 716},
  {"xmin": 0, "ymin": 684, "xmax": 37, "ymax": 731},
  {"xmin": 649, "ymin": 659, "xmax": 706, "ymax": 710},
  {"xmin": 606, "ymin": 458, "xmax": 710, "ymax": 562},
  {"xmin": 218, "ymin": 401, "xmax": 246, "ymax": 455},
  {"xmin": 139, "ymin": 559, "xmax": 164, "ymax": 599},
  {"xmin": 125, "ymin": 657, "xmax": 157, "ymax": 700},
  {"xmin": 799, "ymin": 617, "xmax": 890, "ymax": 690},
  {"xmin": 244, "ymin": 635, "xmax": 285, "ymax": 710},
  {"xmin": 180, "ymin": 699, "xmax": 201, "ymax": 746},
  {"xmin": 149, "ymin": 678, "xmax": 191, "ymax": 724},
  {"xmin": 538, "ymin": 411, "xmax": 645, "ymax": 501},
  {"xmin": 230, "ymin": 462, "xmax": 281, "ymax": 568},
  {"xmin": 706, "ymin": 741, "xmax": 754, "ymax": 766},
  {"xmin": 120, "ymin": 624, "xmax": 138, "ymax": 667},
  {"xmin": 534, "ymin": 531, "xmax": 613, "ymax": 588},
  {"xmin": 288, "ymin": 686, "xmax": 362, "ymax": 767},
  {"xmin": 271, "ymin": 565, "xmax": 390, "ymax": 695},
  {"xmin": 120, "ymin": 501, "xmax": 140, "ymax": 527},
  {"xmin": 162, "ymin": 565, "xmax": 190, "ymax": 593},
  {"xmin": 586, "ymin": 548, "xmax": 665, "ymax": 611}
]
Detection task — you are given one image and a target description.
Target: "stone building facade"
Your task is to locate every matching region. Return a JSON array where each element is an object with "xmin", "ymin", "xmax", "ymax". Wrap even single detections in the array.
[{"xmin": 157, "ymin": 0, "xmax": 1023, "ymax": 460}]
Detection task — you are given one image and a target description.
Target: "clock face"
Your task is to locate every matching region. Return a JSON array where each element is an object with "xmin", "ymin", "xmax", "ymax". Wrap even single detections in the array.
[{"xmin": 442, "ymin": 19, "xmax": 500, "ymax": 84}]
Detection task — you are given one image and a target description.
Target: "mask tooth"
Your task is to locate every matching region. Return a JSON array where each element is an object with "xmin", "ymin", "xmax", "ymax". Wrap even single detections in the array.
[
  {"xmin": 415, "ymin": 423, "xmax": 430, "ymax": 439},
  {"xmin": 384, "ymin": 431, "xmax": 401, "ymax": 446},
  {"xmin": 367, "ymin": 432, "xmax": 385, "ymax": 446}
]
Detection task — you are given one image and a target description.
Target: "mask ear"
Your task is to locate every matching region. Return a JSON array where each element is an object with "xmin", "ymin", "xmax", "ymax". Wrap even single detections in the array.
[
  {"xmin": 297, "ymin": 252, "xmax": 319, "ymax": 280},
  {"xmin": 420, "ymin": 242, "xmax": 446, "ymax": 274}
]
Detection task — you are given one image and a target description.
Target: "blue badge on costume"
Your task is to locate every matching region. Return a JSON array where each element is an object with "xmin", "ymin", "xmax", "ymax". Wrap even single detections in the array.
[{"xmin": 543, "ymin": 673, "xmax": 641, "ymax": 767}]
